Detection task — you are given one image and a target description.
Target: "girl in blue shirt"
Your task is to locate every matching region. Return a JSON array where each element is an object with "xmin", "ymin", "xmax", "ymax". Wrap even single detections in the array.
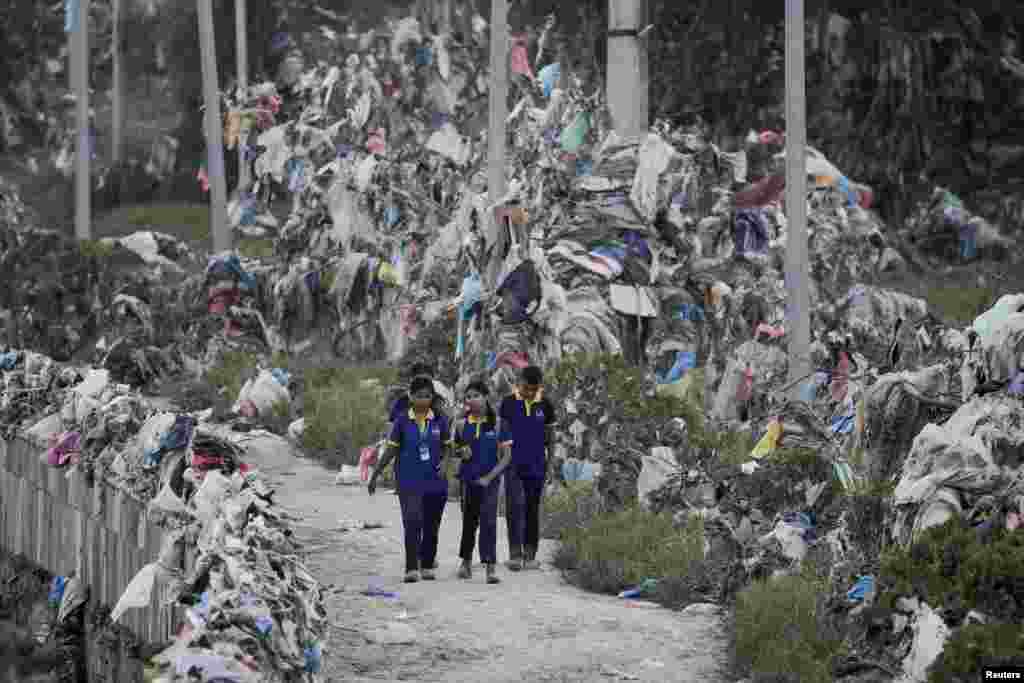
[
  {"xmin": 452, "ymin": 381, "xmax": 511, "ymax": 584},
  {"xmin": 369, "ymin": 376, "xmax": 453, "ymax": 583}
]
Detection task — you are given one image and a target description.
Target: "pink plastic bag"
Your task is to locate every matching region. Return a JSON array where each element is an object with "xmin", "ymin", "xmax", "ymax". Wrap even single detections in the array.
[{"xmin": 359, "ymin": 446, "xmax": 378, "ymax": 482}]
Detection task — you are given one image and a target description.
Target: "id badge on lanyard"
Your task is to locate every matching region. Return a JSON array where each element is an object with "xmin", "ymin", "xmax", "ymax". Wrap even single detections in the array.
[{"xmin": 419, "ymin": 420, "xmax": 431, "ymax": 462}]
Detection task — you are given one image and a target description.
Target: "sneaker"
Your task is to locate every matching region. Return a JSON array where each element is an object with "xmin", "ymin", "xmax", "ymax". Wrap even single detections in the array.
[
  {"xmin": 404, "ymin": 570, "xmax": 420, "ymax": 583},
  {"xmin": 457, "ymin": 562, "xmax": 472, "ymax": 580},
  {"xmin": 485, "ymin": 564, "xmax": 501, "ymax": 584},
  {"xmin": 506, "ymin": 558, "xmax": 523, "ymax": 572},
  {"xmin": 421, "ymin": 568, "xmax": 436, "ymax": 580},
  {"xmin": 523, "ymin": 558, "xmax": 540, "ymax": 571}
]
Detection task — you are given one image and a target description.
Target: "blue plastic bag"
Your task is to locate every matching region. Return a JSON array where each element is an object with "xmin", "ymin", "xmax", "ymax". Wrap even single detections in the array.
[
  {"xmin": 48, "ymin": 576, "xmax": 66, "ymax": 608},
  {"xmin": 658, "ymin": 351, "xmax": 696, "ymax": 385},
  {"xmin": 304, "ymin": 643, "xmax": 322, "ymax": 673},
  {"xmin": 539, "ymin": 63, "xmax": 561, "ymax": 98},
  {"xmin": 846, "ymin": 575, "xmax": 875, "ymax": 603}
]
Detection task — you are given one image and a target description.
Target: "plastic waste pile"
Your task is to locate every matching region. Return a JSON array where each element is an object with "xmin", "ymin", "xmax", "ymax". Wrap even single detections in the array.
[
  {"xmin": 903, "ymin": 187, "xmax": 1012, "ymax": 263},
  {"xmin": 118, "ymin": 460, "xmax": 327, "ymax": 682},
  {"xmin": 0, "ymin": 345, "xmax": 328, "ymax": 679}
]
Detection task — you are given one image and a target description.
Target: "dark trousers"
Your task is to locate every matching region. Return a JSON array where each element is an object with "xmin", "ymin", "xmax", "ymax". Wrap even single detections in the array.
[
  {"xmin": 398, "ymin": 489, "xmax": 448, "ymax": 572},
  {"xmin": 459, "ymin": 477, "xmax": 501, "ymax": 565},
  {"xmin": 505, "ymin": 467, "xmax": 544, "ymax": 558}
]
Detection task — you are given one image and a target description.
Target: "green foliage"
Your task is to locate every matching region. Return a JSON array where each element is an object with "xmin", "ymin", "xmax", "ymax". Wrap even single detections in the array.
[
  {"xmin": 552, "ymin": 505, "xmax": 705, "ymax": 595},
  {"xmin": 732, "ymin": 567, "xmax": 846, "ymax": 683},
  {"xmin": 301, "ymin": 365, "xmax": 397, "ymax": 467},
  {"xmin": 238, "ymin": 237, "xmax": 275, "ymax": 260},
  {"xmin": 122, "ymin": 203, "xmax": 211, "ymax": 244},
  {"xmin": 924, "ymin": 286, "xmax": 996, "ymax": 326},
  {"xmin": 77, "ymin": 239, "xmax": 114, "ymax": 260},
  {"xmin": 204, "ymin": 350, "xmax": 259, "ymax": 403},
  {"xmin": 879, "ymin": 518, "xmax": 1024, "ymax": 623},
  {"xmin": 549, "ymin": 352, "xmax": 699, "ymax": 423},
  {"xmin": 541, "ymin": 481, "xmax": 604, "ymax": 540},
  {"xmin": 928, "ymin": 623, "xmax": 1024, "ymax": 682}
]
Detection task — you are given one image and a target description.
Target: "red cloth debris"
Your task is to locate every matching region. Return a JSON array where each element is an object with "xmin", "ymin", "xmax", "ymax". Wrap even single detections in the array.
[
  {"xmin": 359, "ymin": 446, "xmax": 378, "ymax": 482},
  {"xmin": 734, "ymin": 173, "xmax": 786, "ymax": 209},
  {"xmin": 496, "ymin": 351, "xmax": 530, "ymax": 370},
  {"xmin": 830, "ymin": 351, "xmax": 850, "ymax": 403},
  {"xmin": 510, "ymin": 34, "xmax": 534, "ymax": 78},
  {"xmin": 736, "ymin": 366, "xmax": 755, "ymax": 403},
  {"xmin": 192, "ymin": 450, "xmax": 227, "ymax": 471}
]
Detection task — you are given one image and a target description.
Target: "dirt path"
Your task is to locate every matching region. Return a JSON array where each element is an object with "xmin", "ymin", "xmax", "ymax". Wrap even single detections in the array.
[{"xmin": 240, "ymin": 443, "xmax": 729, "ymax": 683}]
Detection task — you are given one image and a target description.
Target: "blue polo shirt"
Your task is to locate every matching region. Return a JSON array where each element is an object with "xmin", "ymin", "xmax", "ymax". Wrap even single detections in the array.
[
  {"xmin": 498, "ymin": 393, "xmax": 556, "ymax": 481},
  {"xmin": 386, "ymin": 409, "xmax": 452, "ymax": 494},
  {"xmin": 453, "ymin": 416, "xmax": 508, "ymax": 485}
]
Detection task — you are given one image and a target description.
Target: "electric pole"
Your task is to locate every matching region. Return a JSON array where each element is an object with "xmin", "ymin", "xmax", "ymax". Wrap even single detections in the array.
[
  {"xmin": 235, "ymin": 0, "xmax": 249, "ymax": 194},
  {"xmin": 198, "ymin": 0, "xmax": 230, "ymax": 252},
  {"xmin": 112, "ymin": 0, "xmax": 123, "ymax": 163},
  {"xmin": 485, "ymin": 0, "xmax": 508, "ymax": 290},
  {"xmin": 785, "ymin": 0, "xmax": 811, "ymax": 399},
  {"xmin": 74, "ymin": 0, "xmax": 92, "ymax": 240},
  {"xmin": 606, "ymin": 0, "xmax": 648, "ymax": 136}
]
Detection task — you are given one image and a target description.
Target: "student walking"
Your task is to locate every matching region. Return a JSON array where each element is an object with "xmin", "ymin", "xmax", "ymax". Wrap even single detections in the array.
[
  {"xmin": 498, "ymin": 365, "xmax": 557, "ymax": 571},
  {"xmin": 369, "ymin": 376, "xmax": 452, "ymax": 583},
  {"xmin": 384, "ymin": 363, "xmax": 450, "ymax": 497},
  {"xmin": 452, "ymin": 381, "xmax": 511, "ymax": 584}
]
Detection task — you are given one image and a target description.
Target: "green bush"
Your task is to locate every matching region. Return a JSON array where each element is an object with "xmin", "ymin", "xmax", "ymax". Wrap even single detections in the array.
[
  {"xmin": 879, "ymin": 518, "xmax": 1024, "ymax": 623},
  {"xmin": 924, "ymin": 286, "xmax": 996, "ymax": 325},
  {"xmin": 238, "ymin": 237, "xmax": 275, "ymax": 260},
  {"xmin": 121, "ymin": 203, "xmax": 212, "ymax": 243},
  {"xmin": 552, "ymin": 506, "xmax": 705, "ymax": 595},
  {"xmin": 928, "ymin": 623, "xmax": 1024, "ymax": 682},
  {"xmin": 301, "ymin": 365, "xmax": 397, "ymax": 468},
  {"xmin": 732, "ymin": 568, "xmax": 846, "ymax": 683},
  {"xmin": 204, "ymin": 350, "xmax": 259, "ymax": 404},
  {"xmin": 542, "ymin": 481, "xmax": 604, "ymax": 540}
]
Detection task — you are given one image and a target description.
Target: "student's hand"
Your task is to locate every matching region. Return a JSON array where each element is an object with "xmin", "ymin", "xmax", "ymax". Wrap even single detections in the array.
[
  {"xmin": 367, "ymin": 477, "xmax": 377, "ymax": 496},
  {"xmin": 475, "ymin": 476, "xmax": 491, "ymax": 487}
]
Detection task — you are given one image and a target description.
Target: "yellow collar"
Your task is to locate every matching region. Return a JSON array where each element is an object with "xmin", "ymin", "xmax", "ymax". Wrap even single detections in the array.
[
  {"xmin": 514, "ymin": 387, "xmax": 544, "ymax": 416},
  {"xmin": 408, "ymin": 408, "xmax": 435, "ymax": 430},
  {"xmin": 467, "ymin": 413, "xmax": 484, "ymax": 437}
]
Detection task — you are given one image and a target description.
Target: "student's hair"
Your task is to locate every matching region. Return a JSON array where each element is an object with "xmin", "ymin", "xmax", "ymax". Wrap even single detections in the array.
[
  {"xmin": 409, "ymin": 375, "xmax": 434, "ymax": 396},
  {"xmin": 520, "ymin": 365, "xmax": 543, "ymax": 386},
  {"xmin": 408, "ymin": 361, "xmax": 434, "ymax": 379},
  {"xmin": 464, "ymin": 380, "xmax": 497, "ymax": 423}
]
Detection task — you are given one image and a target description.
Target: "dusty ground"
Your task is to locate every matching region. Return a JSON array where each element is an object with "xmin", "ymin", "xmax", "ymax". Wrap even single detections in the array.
[{"xmin": 239, "ymin": 444, "xmax": 728, "ymax": 683}]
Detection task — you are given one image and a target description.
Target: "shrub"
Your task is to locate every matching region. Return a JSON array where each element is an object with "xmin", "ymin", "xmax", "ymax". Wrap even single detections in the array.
[
  {"xmin": 553, "ymin": 506, "xmax": 705, "ymax": 595},
  {"xmin": 732, "ymin": 567, "xmax": 846, "ymax": 683},
  {"xmin": 542, "ymin": 481, "xmax": 604, "ymax": 540},
  {"xmin": 238, "ymin": 237, "xmax": 275, "ymax": 259},
  {"xmin": 204, "ymin": 350, "xmax": 259, "ymax": 405},
  {"xmin": 879, "ymin": 517, "xmax": 1024, "ymax": 623},
  {"xmin": 301, "ymin": 365, "xmax": 397, "ymax": 468},
  {"xmin": 120, "ymin": 203, "xmax": 212, "ymax": 244},
  {"xmin": 928, "ymin": 623, "xmax": 1024, "ymax": 682},
  {"xmin": 924, "ymin": 285, "xmax": 995, "ymax": 325}
]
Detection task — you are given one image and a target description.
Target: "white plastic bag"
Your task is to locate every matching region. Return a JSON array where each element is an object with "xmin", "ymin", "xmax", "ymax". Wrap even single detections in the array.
[
  {"xmin": 335, "ymin": 465, "xmax": 361, "ymax": 486},
  {"xmin": 192, "ymin": 470, "xmax": 233, "ymax": 524},
  {"xmin": 233, "ymin": 370, "xmax": 291, "ymax": 418},
  {"xmin": 149, "ymin": 481, "xmax": 188, "ymax": 515},
  {"xmin": 110, "ymin": 563, "xmax": 159, "ymax": 623}
]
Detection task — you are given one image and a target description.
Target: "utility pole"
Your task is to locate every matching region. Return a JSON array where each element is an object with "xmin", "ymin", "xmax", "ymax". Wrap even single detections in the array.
[
  {"xmin": 235, "ymin": 0, "xmax": 249, "ymax": 194},
  {"xmin": 785, "ymin": 0, "xmax": 811, "ymax": 399},
  {"xmin": 111, "ymin": 0, "xmax": 123, "ymax": 163},
  {"xmin": 606, "ymin": 0, "xmax": 648, "ymax": 136},
  {"xmin": 74, "ymin": 0, "xmax": 92, "ymax": 240},
  {"xmin": 485, "ymin": 0, "xmax": 508, "ymax": 290},
  {"xmin": 198, "ymin": 0, "xmax": 230, "ymax": 252}
]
